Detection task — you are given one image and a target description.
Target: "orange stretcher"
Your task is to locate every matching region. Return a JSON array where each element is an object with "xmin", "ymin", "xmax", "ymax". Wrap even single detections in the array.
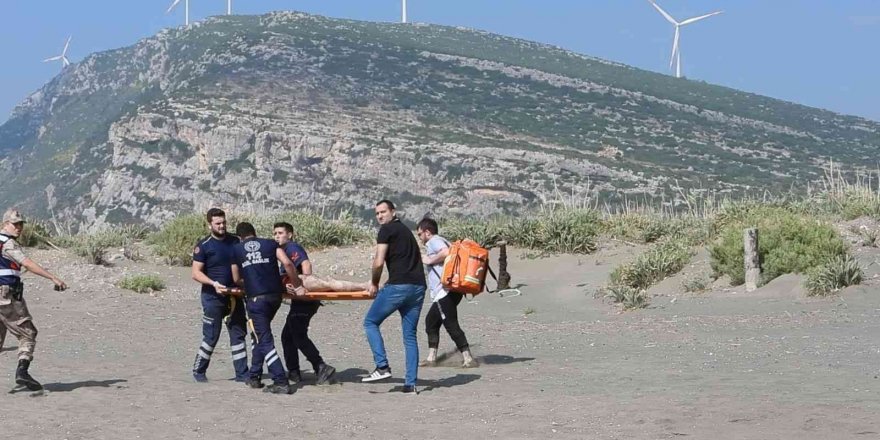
[
  {"xmin": 226, "ymin": 288, "xmax": 373, "ymax": 301},
  {"xmin": 291, "ymin": 291, "xmax": 374, "ymax": 301}
]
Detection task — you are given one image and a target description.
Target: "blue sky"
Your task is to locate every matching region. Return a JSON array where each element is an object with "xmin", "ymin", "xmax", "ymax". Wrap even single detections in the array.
[{"xmin": 2, "ymin": 1, "xmax": 879, "ymax": 122}]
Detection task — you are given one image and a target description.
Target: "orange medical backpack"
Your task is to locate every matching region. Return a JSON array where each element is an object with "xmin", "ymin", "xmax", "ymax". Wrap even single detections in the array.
[{"xmin": 440, "ymin": 239, "xmax": 494, "ymax": 295}]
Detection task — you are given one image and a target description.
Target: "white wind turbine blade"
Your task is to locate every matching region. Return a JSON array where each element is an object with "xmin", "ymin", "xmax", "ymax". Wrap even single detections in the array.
[
  {"xmin": 648, "ymin": 0, "xmax": 678, "ymax": 25},
  {"xmin": 679, "ymin": 11, "xmax": 723, "ymax": 26},
  {"xmin": 166, "ymin": 0, "xmax": 181, "ymax": 14},
  {"xmin": 62, "ymin": 56, "xmax": 70, "ymax": 67},
  {"xmin": 669, "ymin": 26, "xmax": 679, "ymax": 68},
  {"xmin": 43, "ymin": 55, "xmax": 62, "ymax": 62},
  {"xmin": 62, "ymin": 36, "xmax": 71, "ymax": 56}
]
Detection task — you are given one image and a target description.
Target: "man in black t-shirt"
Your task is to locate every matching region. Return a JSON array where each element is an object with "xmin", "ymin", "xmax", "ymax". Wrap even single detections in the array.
[{"xmin": 361, "ymin": 200, "xmax": 426, "ymax": 394}]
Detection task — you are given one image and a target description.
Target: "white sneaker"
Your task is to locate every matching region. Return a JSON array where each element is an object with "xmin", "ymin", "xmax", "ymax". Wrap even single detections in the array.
[{"xmin": 361, "ymin": 366, "xmax": 392, "ymax": 382}]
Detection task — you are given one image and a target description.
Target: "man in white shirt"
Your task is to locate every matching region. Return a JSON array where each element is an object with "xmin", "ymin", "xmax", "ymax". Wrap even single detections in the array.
[{"xmin": 417, "ymin": 218, "xmax": 477, "ymax": 368}]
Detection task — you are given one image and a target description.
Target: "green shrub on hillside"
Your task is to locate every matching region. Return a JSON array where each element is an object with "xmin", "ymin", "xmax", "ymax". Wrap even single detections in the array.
[
  {"xmin": 147, "ymin": 214, "xmax": 206, "ymax": 265},
  {"xmin": 804, "ymin": 254, "xmax": 863, "ymax": 296},
  {"xmin": 441, "ymin": 208, "xmax": 600, "ymax": 254},
  {"xmin": 602, "ymin": 284, "xmax": 649, "ymax": 310},
  {"xmin": 828, "ymin": 188, "xmax": 880, "ymax": 220},
  {"xmin": 610, "ymin": 239, "xmax": 693, "ymax": 290},
  {"xmin": 441, "ymin": 218, "xmax": 504, "ymax": 247},
  {"xmin": 709, "ymin": 206, "xmax": 847, "ymax": 286},
  {"xmin": 18, "ymin": 221, "xmax": 53, "ymax": 248},
  {"xmin": 603, "ymin": 213, "xmax": 711, "ymax": 245},
  {"xmin": 149, "ymin": 211, "xmax": 369, "ymax": 266},
  {"xmin": 54, "ymin": 226, "xmax": 144, "ymax": 265},
  {"xmin": 532, "ymin": 209, "xmax": 601, "ymax": 254},
  {"xmin": 117, "ymin": 274, "xmax": 166, "ymax": 293},
  {"xmin": 231, "ymin": 210, "xmax": 370, "ymax": 249}
]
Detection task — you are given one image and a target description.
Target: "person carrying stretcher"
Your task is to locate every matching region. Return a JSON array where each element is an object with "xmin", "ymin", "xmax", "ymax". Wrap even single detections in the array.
[{"xmin": 273, "ymin": 222, "xmax": 338, "ymax": 385}]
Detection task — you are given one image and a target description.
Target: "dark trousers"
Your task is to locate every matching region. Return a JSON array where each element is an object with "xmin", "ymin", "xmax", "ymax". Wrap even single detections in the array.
[
  {"xmin": 245, "ymin": 294, "xmax": 287, "ymax": 383},
  {"xmin": 281, "ymin": 300, "xmax": 323, "ymax": 373},
  {"xmin": 193, "ymin": 293, "xmax": 249, "ymax": 379},
  {"xmin": 425, "ymin": 293, "xmax": 469, "ymax": 351}
]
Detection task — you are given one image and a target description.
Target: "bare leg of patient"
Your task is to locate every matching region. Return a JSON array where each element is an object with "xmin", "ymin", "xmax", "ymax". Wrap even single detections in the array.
[{"xmin": 300, "ymin": 275, "xmax": 370, "ymax": 292}]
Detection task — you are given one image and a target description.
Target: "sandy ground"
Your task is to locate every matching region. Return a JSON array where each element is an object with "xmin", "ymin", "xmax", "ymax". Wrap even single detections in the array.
[{"xmin": 0, "ymin": 241, "xmax": 879, "ymax": 439}]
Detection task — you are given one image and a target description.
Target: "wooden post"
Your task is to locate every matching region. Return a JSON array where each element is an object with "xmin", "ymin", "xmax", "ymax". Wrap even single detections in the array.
[
  {"xmin": 496, "ymin": 240, "xmax": 511, "ymax": 291},
  {"xmin": 744, "ymin": 228, "xmax": 760, "ymax": 292}
]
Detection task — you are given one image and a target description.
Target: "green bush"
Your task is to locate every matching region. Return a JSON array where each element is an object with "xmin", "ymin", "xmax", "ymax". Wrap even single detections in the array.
[
  {"xmin": 55, "ymin": 227, "xmax": 139, "ymax": 265},
  {"xmin": 441, "ymin": 218, "xmax": 504, "ymax": 247},
  {"xmin": 261, "ymin": 211, "xmax": 370, "ymax": 249},
  {"xmin": 602, "ymin": 285, "xmax": 649, "ymax": 310},
  {"xmin": 826, "ymin": 187, "xmax": 880, "ymax": 220},
  {"xmin": 682, "ymin": 276, "xmax": 710, "ymax": 293},
  {"xmin": 149, "ymin": 210, "xmax": 370, "ymax": 266},
  {"xmin": 610, "ymin": 239, "xmax": 693, "ymax": 290},
  {"xmin": 532, "ymin": 208, "xmax": 601, "ymax": 254},
  {"xmin": 18, "ymin": 221, "xmax": 53, "ymax": 248},
  {"xmin": 441, "ymin": 208, "xmax": 601, "ymax": 254},
  {"xmin": 117, "ymin": 274, "xmax": 166, "ymax": 293},
  {"xmin": 804, "ymin": 254, "xmax": 863, "ymax": 296},
  {"xmin": 603, "ymin": 213, "xmax": 711, "ymax": 245},
  {"xmin": 146, "ymin": 214, "xmax": 207, "ymax": 266},
  {"xmin": 710, "ymin": 206, "xmax": 847, "ymax": 285}
]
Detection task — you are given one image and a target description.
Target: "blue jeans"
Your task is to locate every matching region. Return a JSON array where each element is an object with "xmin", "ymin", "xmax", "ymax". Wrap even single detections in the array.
[
  {"xmin": 363, "ymin": 283, "xmax": 426, "ymax": 386},
  {"xmin": 193, "ymin": 293, "xmax": 249, "ymax": 380},
  {"xmin": 245, "ymin": 294, "xmax": 287, "ymax": 384}
]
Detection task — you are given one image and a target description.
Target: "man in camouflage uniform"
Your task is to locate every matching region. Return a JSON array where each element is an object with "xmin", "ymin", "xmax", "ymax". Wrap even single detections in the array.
[{"xmin": 0, "ymin": 209, "xmax": 67, "ymax": 391}]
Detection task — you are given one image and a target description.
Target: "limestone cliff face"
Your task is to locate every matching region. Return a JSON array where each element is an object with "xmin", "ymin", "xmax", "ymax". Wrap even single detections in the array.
[{"xmin": 1, "ymin": 12, "xmax": 877, "ymax": 230}]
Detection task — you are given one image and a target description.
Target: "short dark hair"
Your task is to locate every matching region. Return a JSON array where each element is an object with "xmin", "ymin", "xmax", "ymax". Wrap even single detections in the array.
[
  {"xmin": 206, "ymin": 208, "xmax": 226, "ymax": 223},
  {"xmin": 417, "ymin": 218, "xmax": 438, "ymax": 235},
  {"xmin": 376, "ymin": 199, "xmax": 396, "ymax": 211},
  {"xmin": 235, "ymin": 222, "xmax": 256, "ymax": 238},
  {"xmin": 274, "ymin": 222, "xmax": 293, "ymax": 233}
]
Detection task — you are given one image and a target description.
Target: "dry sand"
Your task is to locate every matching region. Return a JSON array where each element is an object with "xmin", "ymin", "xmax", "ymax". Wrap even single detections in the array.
[{"xmin": 0, "ymin": 242, "xmax": 879, "ymax": 439}]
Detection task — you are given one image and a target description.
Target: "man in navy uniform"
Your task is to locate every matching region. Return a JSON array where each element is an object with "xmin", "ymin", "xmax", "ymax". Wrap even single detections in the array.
[
  {"xmin": 231, "ymin": 222, "xmax": 305, "ymax": 394},
  {"xmin": 190, "ymin": 208, "xmax": 248, "ymax": 382},
  {"xmin": 273, "ymin": 221, "xmax": 336, "ymax": 385}
]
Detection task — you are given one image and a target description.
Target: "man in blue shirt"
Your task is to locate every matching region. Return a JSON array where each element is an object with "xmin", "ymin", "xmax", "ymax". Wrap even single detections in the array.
[
  {"xmin": 190, "ymin": 208, "xmax": 248, "ymax": 383},
  {"xmin": 231, "ymin": 222, "xmax": 305, "ymax": 395},
  {"xmin": 273, "ymin": 222, "xmax": 336, "ymax": 386}
]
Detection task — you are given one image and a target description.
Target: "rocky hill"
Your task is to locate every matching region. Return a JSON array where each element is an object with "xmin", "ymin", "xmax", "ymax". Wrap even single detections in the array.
[{"xmin": 1, "ymin": 11, "xmax": 878, "ymax": 230}]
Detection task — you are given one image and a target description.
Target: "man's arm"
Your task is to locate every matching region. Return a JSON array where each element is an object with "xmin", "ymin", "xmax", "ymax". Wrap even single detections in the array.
[
  {"xmin": 299, "ymin": 259, "xmax": 313, "ymax": 276},
  {"xmin": 20, "ymin": 258, "xmax": 67, "ymax": 290},
  {"xmin": 422, "ymin": 247, "xmax": 449, "ymax": 266},
  {"xmin": 230, "ymin": 263, "xmax": 243, "ymax": 288},
  {"xmin": 369, "ymin": 243, "xmax": 389, "ymax": 295},
  {"xmin": 277, "ymin": 248, "xmax": 304, "ymax": 292},
  {"xmin": 191, "ymin": 260, "xmax": 226, "ymax": 292}
]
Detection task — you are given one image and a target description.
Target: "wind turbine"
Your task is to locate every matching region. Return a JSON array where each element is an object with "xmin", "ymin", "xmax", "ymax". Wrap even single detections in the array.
[
  {"xmin": 402, "ymin": 0, "xmax": 407, "ymax": 23},
  {"xmin": 227, "ymin": 0, "xmax": 232, "ymax": 15},
  {"xmin": 647, "ymin": 0, "xmax": 722, "ymax": 78},
  {"xmin": 166, "ymin": 0, "xmax": 190, "ymax": 26},
  {"xmin": 43, "ymin": 36, "xmax": 72, "ymax": 69}
]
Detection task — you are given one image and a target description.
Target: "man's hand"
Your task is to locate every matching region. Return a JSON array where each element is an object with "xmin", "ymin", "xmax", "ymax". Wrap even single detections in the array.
[
  {"xmin": 52, "ymin": 277, "xmax": 68, "ymax": 292},
  {"xmin": 368, "ymin": 283, "xmax": 379, "ymax": 297},
  {"xmin": 212, "ymin": 280, "xmax": 228, "ymax": 294},
  {"xmin": 285, "ymin": 284, "xmax": 307, "ymax": 296},
  {"xmin": 421, "ymin": 255, "xmax": 432, "ymax": 265}
]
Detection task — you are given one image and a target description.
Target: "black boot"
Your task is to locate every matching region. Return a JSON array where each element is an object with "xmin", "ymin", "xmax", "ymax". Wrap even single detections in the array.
[{"xmin": 16, "ymin": 359, "xmax": 42, "ymax": 391}]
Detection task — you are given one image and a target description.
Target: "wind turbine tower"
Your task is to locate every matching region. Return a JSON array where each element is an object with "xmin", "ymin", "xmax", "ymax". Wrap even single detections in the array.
[
  {"xmin": 227, "ymin": 0, "xmax": 232, "ymax": 15},
  {"xmin": 402, "ymin": 0, "xmax": 407, "ymax": 24},
  {"xmin": 166, "ymin": 0, "xmax": 190, "ymax": 26},
  {"xmin": 43, "ymin": 36, "xmax": 72, "ymax": 69},
  {"xmin": 647, "ymin": 0, "xmax": 722, "ymax": 78}
]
